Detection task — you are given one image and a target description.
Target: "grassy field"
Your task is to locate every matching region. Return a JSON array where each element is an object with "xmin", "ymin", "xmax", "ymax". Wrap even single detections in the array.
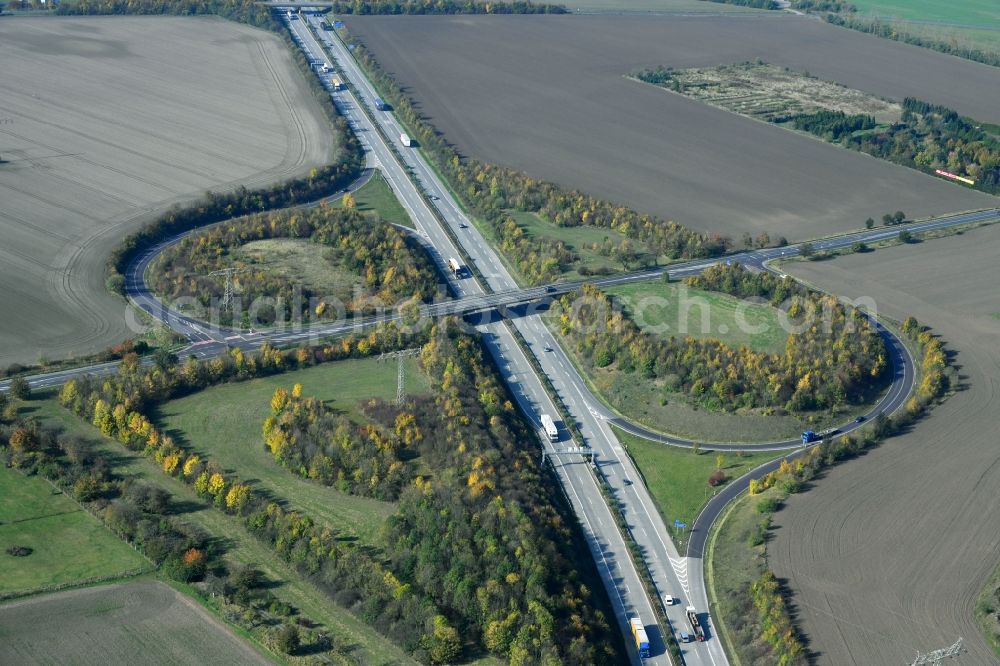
[
  {"xmin": 767, "ymin": 227, "xmax": 1000, "ymax": 663},
  {"xmin": 236, "ymin": 238, "xmax": 362, "ymax": 298},
  {"xmin": 0, "ymin": 580, "xmax": 271, "ymax": 665},
  {"xmin": 345, "ymin": 171, "xmax": 414, "ymax": 228},
  {"xmin": 617, "ymin": 428, "xmax": 782, "ymax": 534},
  {"xmin": 849, "ymin": 0, "xmax": 1000, "ymax": 53},
  {"xmin": 0, "ymin": 17, "xmax": 335, "ymax": 369},
  {"xmin": 0, "ymin": 466, "xmax": 149, "ymax": 597},
  {"xmin": 151, "ymin": 357, "xmax": 430, "ymax": 545},
  {"xmin": 349, "ymin": 14, "xmax": 998, "ymax": 243},
  {"xmin": 19, "ymin": 381, "xmax": 426, "ymax": 664},
  {"xmin": 551, "ymin": 281, "xmax": 869, "ymax": 442},
  {"xmin": 605, "ymin": 281, "xmax": 790, "ymax": 355}
]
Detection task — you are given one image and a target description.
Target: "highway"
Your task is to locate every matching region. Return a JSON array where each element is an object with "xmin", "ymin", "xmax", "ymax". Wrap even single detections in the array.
[
  {"xmin": 2, "ymin": 11, "xmax": 997, "ymax": 665},
  {"xmin": 289, "ymin": 13, "xmax": 676, "ymax": 664}
]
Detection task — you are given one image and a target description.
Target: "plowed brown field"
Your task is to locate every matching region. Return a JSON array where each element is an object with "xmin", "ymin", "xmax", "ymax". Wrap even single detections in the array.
[
  {"xmin": 769, "ymin": 227, "xmax": 1000, "ymax": 664},
  {"xmin": 0, "ymin": 17, "xmax": 335, "ymax": 367},
  {"xmin": 347, "ymin": 14, "xmax": 998, "ymax": 240}
]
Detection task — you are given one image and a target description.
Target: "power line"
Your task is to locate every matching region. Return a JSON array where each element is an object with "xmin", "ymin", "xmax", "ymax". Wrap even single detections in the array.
[{"xmin": 207, "ymin": 267, "xmax": 251, "ymax": 310}]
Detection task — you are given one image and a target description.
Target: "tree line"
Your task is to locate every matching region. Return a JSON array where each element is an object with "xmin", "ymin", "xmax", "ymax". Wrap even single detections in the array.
[
  {"xmin": 149, "ymin": 207, "xmax": 439, "ymax": 326},
  {"xmin": 790, "ymin": 97, "xmax": 999, "ymax": 193},
  {"xmin": 345, "ymin": 32, "xmax": 730, "ymax": 284},
  {"xmin": 556, "ymin": 264, "xmax": 888, "ymax": 413},
  {"xmin": 327, "ymin": 0, "xmax": 567, "ymax": 13},
  {"xmin": 54, "ymin": 322, "xmax": 620, "ymax": 664}
]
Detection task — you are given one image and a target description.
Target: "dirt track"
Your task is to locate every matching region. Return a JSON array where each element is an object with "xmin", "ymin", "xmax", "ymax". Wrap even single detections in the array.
[
  {"xmin": 347, "ymin": 14, "xmax": 997, "ymax": 241},
  {"xmin": 769, "ymin": 227, "xmax": 1000, "ymax": 664},
  {"xmin": 0, "ymin": 17, "xmax": 334, "ymax": 368},
  {"xmin": 0, "ymin": 579, "xmax": 270, "ymax": 664}
]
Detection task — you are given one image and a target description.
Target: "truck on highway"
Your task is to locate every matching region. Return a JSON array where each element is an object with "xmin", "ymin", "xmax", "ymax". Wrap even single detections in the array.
[
  {"xmin": 400, "ymin": 132, "xmax": 414, "ymax": 147},
  {"xmin": 447, "ymin": 257, "xmax": 462, "ymax": 276},
  {"xmin": 802, "ymin": 427, "xmax": 838, "ymax": 444},
  {"xmin": 686, "ymin": 606, "xmax": 705, "ymax": 641},
  {"xmin": 630, "ymin": 618, "xmax": 650, "ymax": 658},
  {"xmin": 330, "ymin": 76, "xmax": 344, "ymax": 91},
  {"xmin": 321, "ymin": 63, "xmax": 331, "ymax": 73},
  {"xmin": 286, "ymin": 9, "xmax": 296, "ymax": 20},
  {"xmin": 374, "ymin": 97, "xmax": 387, "ymax": 111},
  {"xmin": 541, "ymin": 414, "xmax": 558, "ymax": 442}
]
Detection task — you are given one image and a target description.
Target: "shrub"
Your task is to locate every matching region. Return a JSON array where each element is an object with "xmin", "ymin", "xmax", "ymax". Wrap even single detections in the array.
[
  {"xmin": 6, "ymin": 545, "xmax": 32, "ymax": 557},
  {"xmin": 708, "ymin": 469, "xmax": 727, "ymax": 486}
]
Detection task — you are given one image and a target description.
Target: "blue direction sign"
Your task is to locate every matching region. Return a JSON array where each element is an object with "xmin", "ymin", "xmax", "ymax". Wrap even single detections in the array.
[
  {"xmin": 333, "ymin": 20, "xmax": 344, "ymax": 28},
  {"xmin": 673, "ymin": 520, "xmax": 687, "ymax": 529}
]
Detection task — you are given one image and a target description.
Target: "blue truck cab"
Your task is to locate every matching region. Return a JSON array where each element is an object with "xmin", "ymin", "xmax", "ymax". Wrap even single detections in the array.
[{"xmin": 802, "ymin": 430, "xmax": 818, "ymax": 444}]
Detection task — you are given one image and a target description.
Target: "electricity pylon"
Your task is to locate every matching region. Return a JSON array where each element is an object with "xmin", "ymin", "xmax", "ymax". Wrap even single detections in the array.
[
  {"xmin": 378, "ymin": 348, "xmax": 420, "ymax": 405},
  {"xmin": 207, "ymin": 267, "xmax": 251, "ymax": 310}
]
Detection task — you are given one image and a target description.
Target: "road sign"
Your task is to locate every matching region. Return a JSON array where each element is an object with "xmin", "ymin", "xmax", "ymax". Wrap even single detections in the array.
[
  {"xmin": 333, "ymin": 20, "xmax": 344, "ymax": 28},
  {"xmin": 674, "ymin": 520, "xmax": 687, "ymax": 529}
]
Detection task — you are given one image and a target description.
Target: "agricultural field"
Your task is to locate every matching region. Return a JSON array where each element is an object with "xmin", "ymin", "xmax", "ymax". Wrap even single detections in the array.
[
  {"xmin": 847, "ymin": 0, "xmax": 1000, "ymax": 55},
  {"xmin": 0, "ymin": 580, "xmax": 270, "ymax": 665},
  {"xmin": 0, "ymin": 466, "xmax": 149, "ymax": 597},
  {"xmin": 566, "ymin": 0, "xmax": 764, "ymax": 13},
  {"xmin": 347, "ymin": 14, "xmax": 999, "ymax": 242},
  {"xmin": 0, "ymin": 17, "xmax": 335, "ymax": 369},
  {"xmin": 767, "ymin": 226, "xmax": 1000, "ymax": 663},
  {"xmin": 150, "ymin": 357, "xmax": 427, "ymax": 544}
]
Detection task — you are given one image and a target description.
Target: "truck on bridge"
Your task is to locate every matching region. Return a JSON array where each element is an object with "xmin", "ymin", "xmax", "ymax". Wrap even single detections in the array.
[
  {"xmin": 630, "ymin": 618, "xmax": 650, "ymax": 658},
  {"xmin": 541, "ymin": 414, "xmax": 558, "ymax": 442},
  {"xmin": 447, "ymin": 257, "xmax": 462, "ymax": 276},
  {"xmin": 686, "ymin": 606, "xmax": 705, "ymax": 641}
]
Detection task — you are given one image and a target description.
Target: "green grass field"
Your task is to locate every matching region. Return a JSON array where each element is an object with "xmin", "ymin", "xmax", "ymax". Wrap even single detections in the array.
[
  {"xmin": 617, "ymin": 429, "xmax": 784, "ymax": 535},
  {"xmin": 0, "ymin": 466, "xmax": 149, "ymax": 596},
  {"xmin": 336, "ymin": 171, "xmax": 414, "ymax": 228},
  {"xmin": 236, "ymin": 238, "xmax": 361, "ymax": 297},
  {"xmin": 848, "ymin": 0, "xmax": 1000, "ymax": 54},
  {"xmin": 16, "ymin": 359, "xmax": 438, "ymax": 665},
  {"xmin": 151, "ymin": 357, "xmax": 430, "ymax": 545},
  {"xmin": 606, "ymin": 282, "xmax": 790, "ymax": 355}
]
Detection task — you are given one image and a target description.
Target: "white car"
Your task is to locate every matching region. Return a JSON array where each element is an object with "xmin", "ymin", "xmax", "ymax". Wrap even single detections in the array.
[{"xmin": 664, "ymin": 595, "xmax": 675, "ymax": 605}]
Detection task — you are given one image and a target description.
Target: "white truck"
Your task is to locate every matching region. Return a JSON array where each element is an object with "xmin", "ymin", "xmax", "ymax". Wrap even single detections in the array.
[
  {"xmin": 400, "ymin": 132, "xmax": 414, "ymax": 147},
  {"xmin": 321, "ymin": 63, "xmax": 331, "ymax": 73},
  {"xmin": 447, "ymin": 257, "xmax": 462, "ymax": 276},
  {"xmin": 330, "ymin": 76, "xmax": 344, "ymax": 91},
  {"xmin": 541, "ymin": 414, "xmax": 558, "ymax": 442}
]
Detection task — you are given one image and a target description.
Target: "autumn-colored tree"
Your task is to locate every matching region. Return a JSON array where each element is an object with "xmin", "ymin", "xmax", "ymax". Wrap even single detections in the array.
[{"xmin": 225, "ymin": 483, "xmax": 252, "ymax": 514}]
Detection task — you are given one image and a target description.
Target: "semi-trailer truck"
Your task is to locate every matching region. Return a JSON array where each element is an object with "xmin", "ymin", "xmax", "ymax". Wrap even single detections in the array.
[
  {"xmin": 630, "ymin": 618, "xmax": 650, "ymax": 658},
  {"xmin": 400, "ymin": 132, "xmax": 413, "ymax": 147},
  {"xmin": 686, "ymin": 606, "xmax": 705, "ymax": 641},
  {"xmin": 330, "ymin": 76, "xmax": 343, "ymax": 91},
  {"xmin": 541, "ymin": 414, "xmax": 558, "ymax": 442}
]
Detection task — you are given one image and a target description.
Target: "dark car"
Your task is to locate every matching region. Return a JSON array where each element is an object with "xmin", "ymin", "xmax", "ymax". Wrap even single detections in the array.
[{"xmin": 855, "ymin": 415, "xmax": 866, "ymax": 423}]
